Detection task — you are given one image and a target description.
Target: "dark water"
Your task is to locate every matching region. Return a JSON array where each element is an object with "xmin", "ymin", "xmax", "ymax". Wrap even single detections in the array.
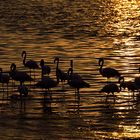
[{"xmin": 0, "ymin": 0, "xmax": 140, "ymax": 139}]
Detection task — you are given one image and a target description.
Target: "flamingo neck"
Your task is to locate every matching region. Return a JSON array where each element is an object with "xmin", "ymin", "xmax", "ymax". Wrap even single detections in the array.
[
  {"xmin": 11, "ymin": 64, "xmax": 16, "ymax": 71},
  {"xmin": 99, "ymin": 59, "xmax": 103, "ymax": 75},
  {"xmin": 23, "ymin": 53, "xmax": 26, "ymax": 66}
]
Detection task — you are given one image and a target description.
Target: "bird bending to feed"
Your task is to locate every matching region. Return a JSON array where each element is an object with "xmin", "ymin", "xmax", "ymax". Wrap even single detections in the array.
[
  {"xmin": 22, "ymin": 50, "xmax": 39, "ymax": 78},
  {"xmin": 67, "ymin": 67, "xmax": 90, "ymax": 100},
  {"xmin": 9, "ymin": 63, "xmax": 33, "ymax": 86},
  {"xmin": 40, "ymin": 59, "xmax": 51, "ymax": 76},
  {"xmin": 100, "ymin": 83, "xmax": 120, "ymax": 101},
  {"xmin": 54, "ymin": 57, "xmax": 69, "ymax": 84},
  {"xmin": 98, "ymin": 58, "xmax": 121, "ymax": 81},
  {"xmin": 0, "ymin": 68, "xmax": 10, "ymax": 99},
  {"xmin": 119, "ymin": 76, "xmax": 137, "ymax": 98}
]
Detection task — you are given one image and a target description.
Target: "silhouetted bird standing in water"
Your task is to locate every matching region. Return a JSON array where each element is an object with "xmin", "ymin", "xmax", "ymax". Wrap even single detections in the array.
[
  {"xmin": 98, "ymin": 58, "xmax": 121, "ymax": 81},
  {"xmin": 40, "ymin": 59, "xmax": 51, "ymax": 76},
  {"xmin": 54, "ymin": 57, "xmax": 69, "ymax": 85},
  {"xmin": 0, "ymin": 68, "xmax": 10, "ymax": 99},
  {"xmin": 9, "ymin": 63, "xmax": 33, "ymax": 86},
  {"xmin": 100, "ymin": 83, "xmax": 120, "ymax": 102},
  {"xmin": 22, "ymin": 50, "xmax": 39, "ymax": 79},
  {"xmin": 35, "ymin": 62, "xmax": 59, "ymax": 100},
  {"xmin": 67, "ymin": 67, "xmax": 90, "ymax": 101},
  {"xmin": 119, "ymin": 76, "xmax": 137, "ymax": 98}
]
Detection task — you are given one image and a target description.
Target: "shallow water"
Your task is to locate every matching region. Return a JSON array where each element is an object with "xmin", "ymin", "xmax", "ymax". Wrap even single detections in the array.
[{"xmin": 0, "ymin": 0, "xmax": 140, "ymax": 139}]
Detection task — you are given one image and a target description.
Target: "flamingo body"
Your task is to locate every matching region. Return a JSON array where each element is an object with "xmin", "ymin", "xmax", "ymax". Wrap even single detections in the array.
[
  {"xmin": 10, "ymin": 63, "xmax": 33, "ymax": 85},
  {"xmin": 100, "ymin": 83, "xmax": 120, "ymax": 95}
]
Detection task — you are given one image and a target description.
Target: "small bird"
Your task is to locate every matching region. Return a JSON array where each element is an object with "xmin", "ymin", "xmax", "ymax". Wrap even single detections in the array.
[
  {"xmin": 22, "ymin": 50, "xmax": 39, "ymax": 79},
  {"xmin": 54, "ymin": 57, "xmax": 69, "ymax": 84},
  {"xmin": 40, "ymin": 59, "xmax": 51, "ymax": 76},
  {"xmin": 0, "ymin": 68, "xmax": 10, "ymax": 99},
  {"xmin": 9, "ymin": 63, "xmax": 33, "ymax": 86},
  {"xmin": 98, "ymin": 58, "xmax": 121, "ymax": 81},
  {"xmin": 67, "ymin": 67, "xmax": 90, "ymax": 100}
]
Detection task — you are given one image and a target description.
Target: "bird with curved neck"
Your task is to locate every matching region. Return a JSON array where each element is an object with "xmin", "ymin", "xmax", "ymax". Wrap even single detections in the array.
[
  {"xmin": 67, "ymin": 67, "xmax": 90, "ymax": 100},
  {"xmin": 9, "ymin": 63, "xmax": 33, "ymax": 86},
  {"xmin": 98, "ymin": 58, "xmax": 121, "ymax": 81},
  {"xmin": 40, "ymin": 59, "xmax": 51, "ymax": 76},
  {"xmin": 54, "ymin": 57, "xmax": 69, "ymax": 84},
  {"xmin": 22, "ymin": 50, "xmax": 39, "ymax": 79}
]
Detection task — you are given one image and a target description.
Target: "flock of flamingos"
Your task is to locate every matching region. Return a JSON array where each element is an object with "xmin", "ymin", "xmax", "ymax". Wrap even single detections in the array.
[{"xmin": 0, "ymin": 51, "xmax": 140, "ymax": 109}]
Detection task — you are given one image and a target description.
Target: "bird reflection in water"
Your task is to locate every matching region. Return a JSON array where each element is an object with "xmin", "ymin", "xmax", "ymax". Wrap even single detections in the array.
[
  {"xmin": 10, "ymin": 85, "xmax": 29, "ymax": 112},
  {"xmin": 41, "ymin": 91, "xmax": 52, "ymax": 114}
]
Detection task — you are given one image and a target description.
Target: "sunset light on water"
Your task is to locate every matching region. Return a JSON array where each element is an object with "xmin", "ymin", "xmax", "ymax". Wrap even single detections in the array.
[{"xmin": 0, "ymin": 0, "xmax": 140, "ymax": 139}]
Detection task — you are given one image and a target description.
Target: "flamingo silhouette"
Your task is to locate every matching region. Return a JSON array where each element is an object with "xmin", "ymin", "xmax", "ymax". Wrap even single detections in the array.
[
  {"xmin": 22, "ymin": 50, "xmax": 39, "ymax": 79},
  {"xmin": 100, "ymin": 83, "xmax": 120, "ymax": 102},
  {"xmin": 0, "ymin": 68, "xmax": 10, "ymax": 99},
  {"xmin": 54, "ymin": 57, "xmax": 69, "ymax": 84},
  {"xmin": 67, "ymin": 67, "xmax": 90, "ymax": 100},
  {"xmin": 9, "ymin": 63, "xmax": 33, "ymax": 86},
  {"xmin": 99, "ymin": 58, "xmax": 121, "ymax": 81},
  {"xmin": 119, "ymin": 76, "xmax": 136, "ymax": 98},
  {"xmin": 35, "ymin": 63, "xmax": 58, "ymax": 100}
]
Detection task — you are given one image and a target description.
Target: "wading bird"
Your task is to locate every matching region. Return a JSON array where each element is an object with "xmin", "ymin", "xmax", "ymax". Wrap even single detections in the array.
[
  {"xmin": 9, "ymin": 63, "xmax": 33, "ymax": 86},
  {"xmin": 119, "ymin": 76, "xmax": 137, "ymax": 98},
  {"xmin": 35, "ymin": 63, "xmax": 58, "ymax": 100},
  {"xmin": 100, "ymin": 83, "xmax": 120, "ymax": 102},
  {"xmin": 40, "ymin": 59, "xmax": 51, "ymax": 76},
  {"xmin": 54, "ymin": 57, "xmax": 69, "ymax": 84},
  {"xmin": 98, "ymin": 58, "xmax": 121, "ymax": 81},
  {"xmin": 67, "ymin": 67, "xmax": 90, "ymax": 101},
  {"xmin": 22, "ymin": 50, "xmax": 39, "ymax": 79}
]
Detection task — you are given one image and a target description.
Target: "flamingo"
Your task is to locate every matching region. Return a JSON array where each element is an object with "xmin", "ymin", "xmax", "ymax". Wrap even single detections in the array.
[
  {"xmin": 119, "ymin": 76, "xmax": 137, "ymax": 97},
  {"xmin": 100, "ymin": 83, "xmax": 120, "ymax": 102},
  {"xmin": 9, "ymin": 63, "xmax": 33, "ymax": 86},
  {"xmin": 0, "ymin": 68, "xmax": 10, "ymax": 99},
  {"xmin": 98, "ymin": 58, "xmax": 121, "ymax": 81},
  {"xmin": 67, "ymin": 67, "xmax": 90, "ymax": 100},
  {"xmin": 35, "ymin": 63, "xmax": 59, "ymax": 100},
  {"xmin": 54, "ymin": 57, "xmax": 69, "ymax": 84},
  {"xmin": 40, "ymin": 59, "xmax": 51, "ymax": 76},
  {"xmin": 21, "ymin": 50, "xmax": 39, "ymax": 79}
]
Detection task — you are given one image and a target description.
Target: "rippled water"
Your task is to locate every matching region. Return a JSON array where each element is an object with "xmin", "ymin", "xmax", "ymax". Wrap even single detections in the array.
[{"xmin": 0, "ymin": 0, "xmax": 140, "ymax": 139}]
